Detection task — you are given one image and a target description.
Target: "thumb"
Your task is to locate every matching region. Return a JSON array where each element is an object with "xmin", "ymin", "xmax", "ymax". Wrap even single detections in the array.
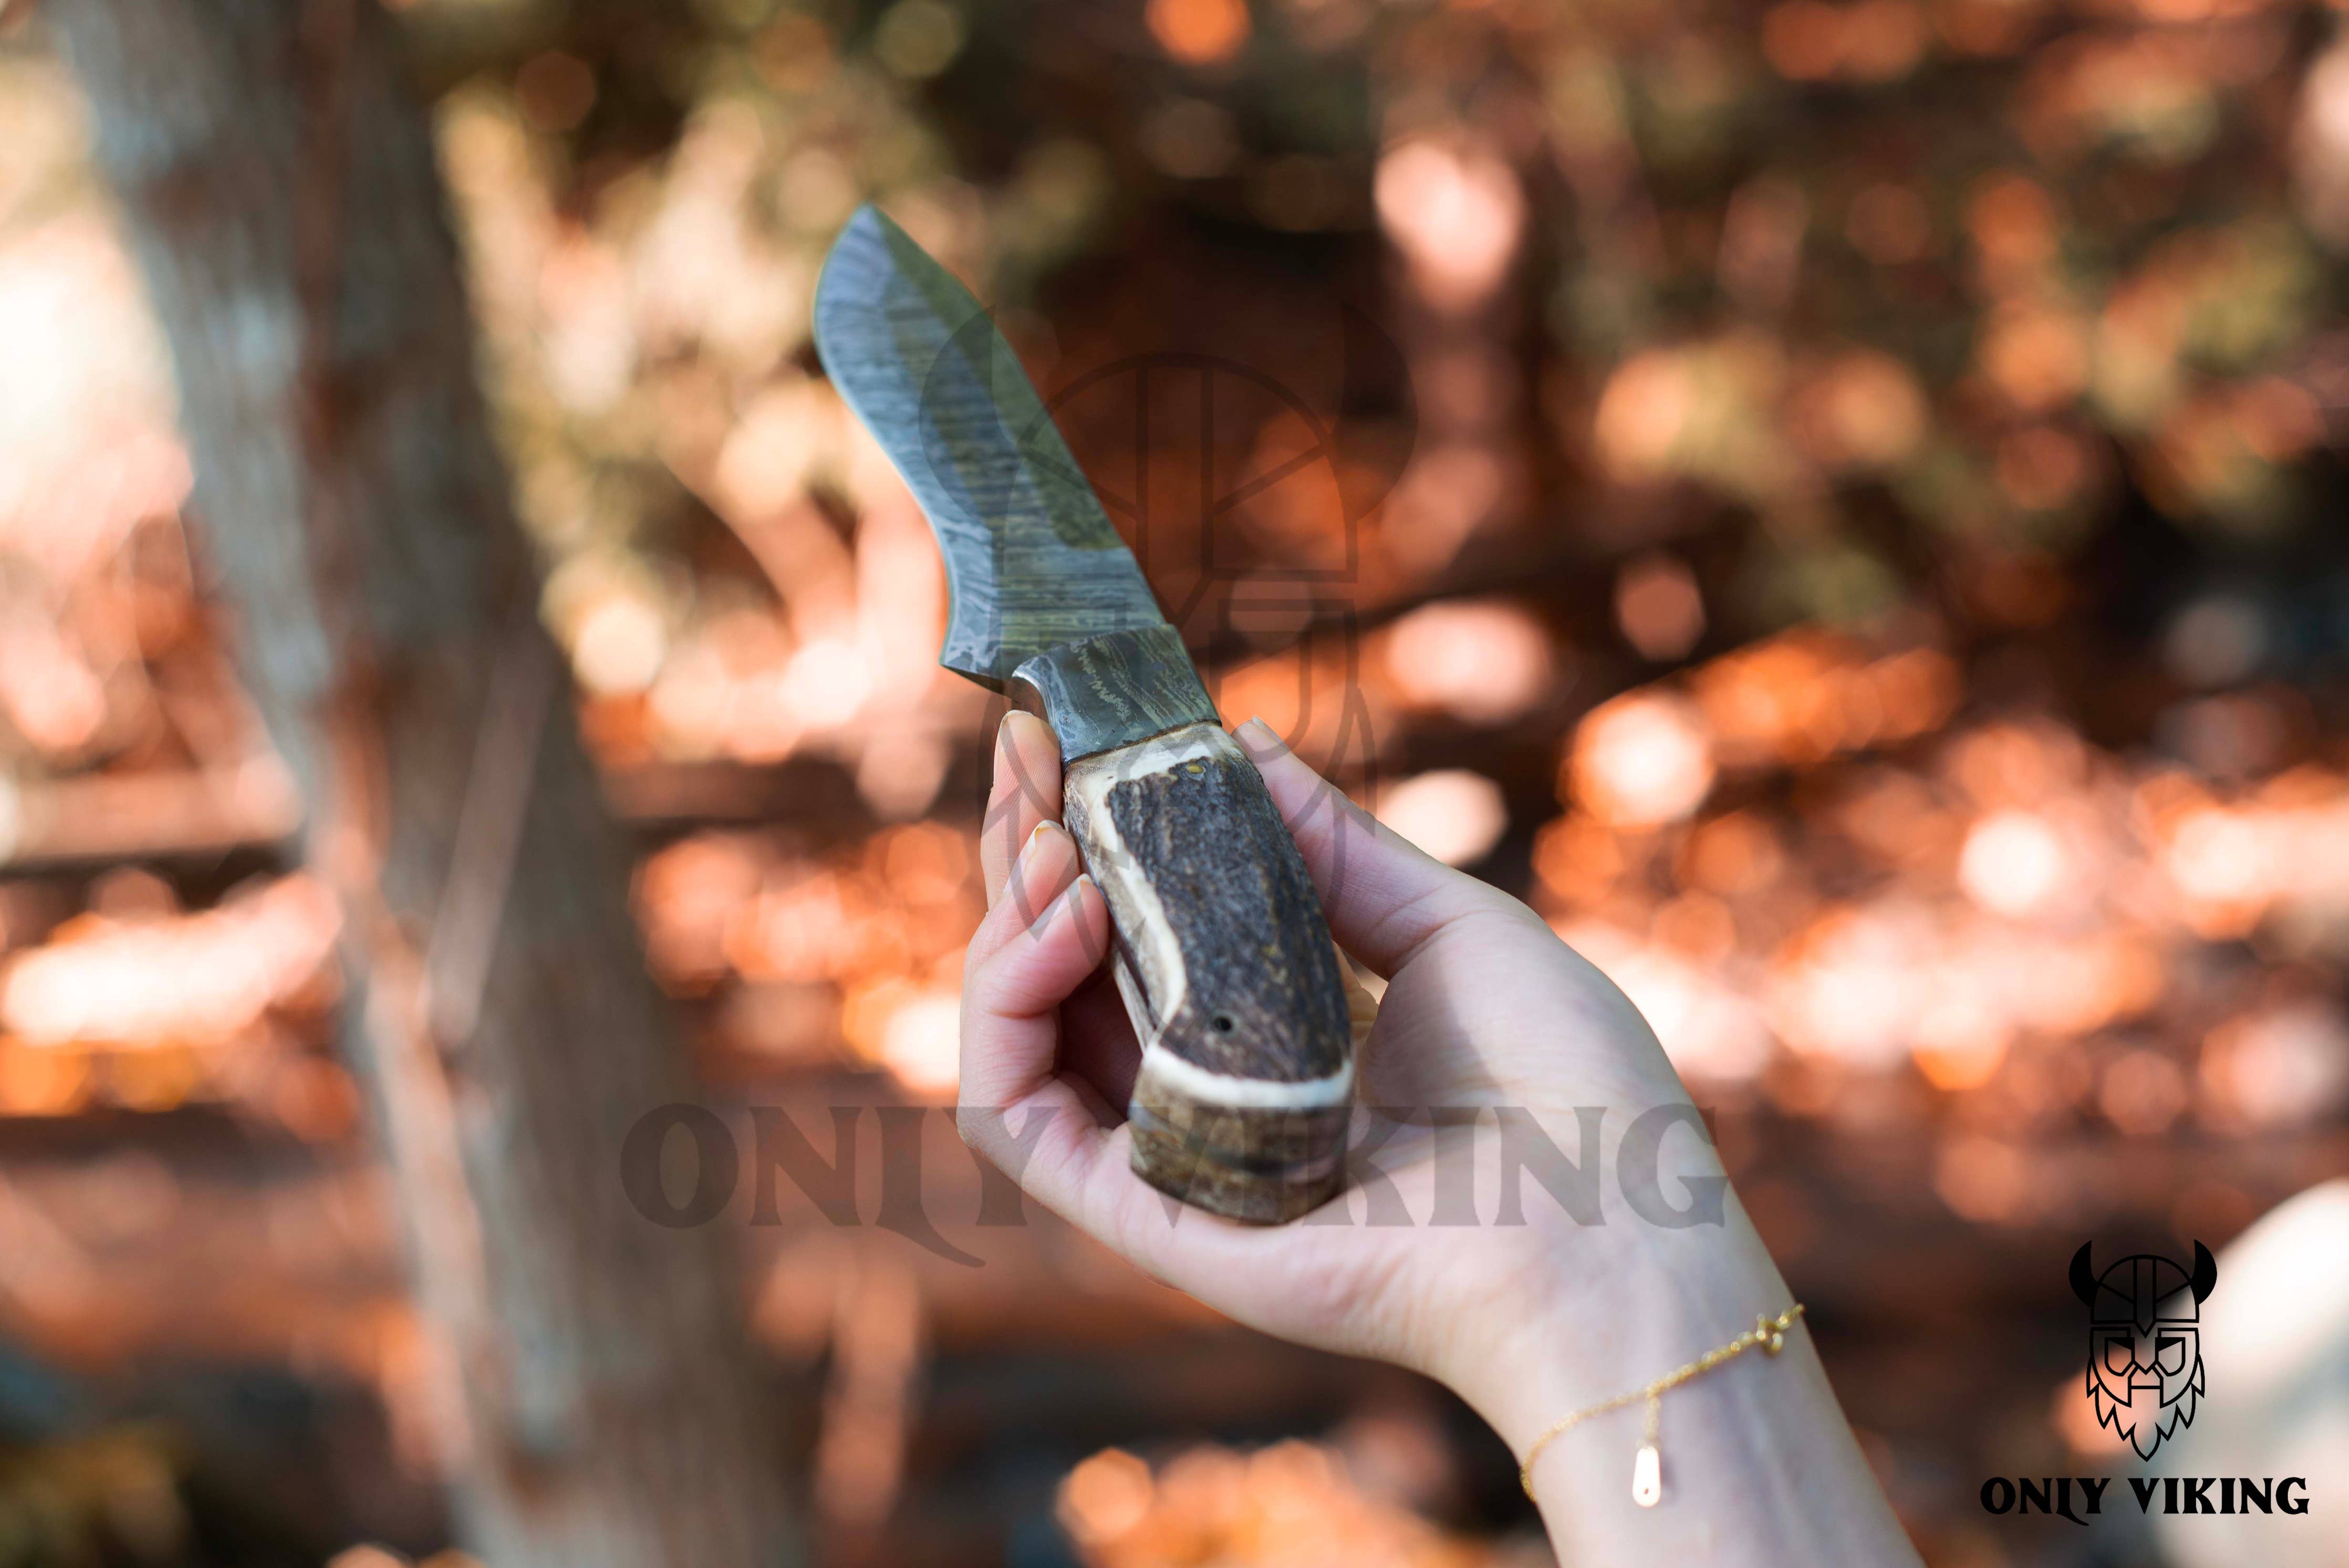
[{"xmin": 1234, "ymin": 717, "xmax": 1519, "ymax": 977}]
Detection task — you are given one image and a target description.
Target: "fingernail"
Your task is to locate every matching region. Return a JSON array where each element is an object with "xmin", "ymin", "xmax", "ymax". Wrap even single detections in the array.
[
  {"xmin": 1236, "ymin": 716, "xmax": 1282, "ymax": 755},
  {"xmin": 1014, "ymin": 819, "xmax": 1066, "ymax": 877}
]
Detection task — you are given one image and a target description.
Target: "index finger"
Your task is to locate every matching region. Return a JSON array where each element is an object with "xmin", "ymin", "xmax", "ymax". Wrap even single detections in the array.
[{"xmin": 980, "ymin": 710, "xmax": 1064, "ymax": 910}]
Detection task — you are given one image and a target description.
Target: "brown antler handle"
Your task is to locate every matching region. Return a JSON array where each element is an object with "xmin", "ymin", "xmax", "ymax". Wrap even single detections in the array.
[{"xmin": 1059, "ymin": 722, "xmax": 1354, "ymax": 1223}]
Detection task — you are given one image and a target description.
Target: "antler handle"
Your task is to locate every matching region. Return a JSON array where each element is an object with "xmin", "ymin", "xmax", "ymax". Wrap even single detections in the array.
[{"xmin": 1058, "ymin": 722, "xmax": 1354, "ymax": 1222}]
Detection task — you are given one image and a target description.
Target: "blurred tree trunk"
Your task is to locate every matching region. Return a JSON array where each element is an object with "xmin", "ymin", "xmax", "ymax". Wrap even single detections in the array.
[{"xmin": 50, "ymin": 2, "xmax": 802, "ymax": 1564}]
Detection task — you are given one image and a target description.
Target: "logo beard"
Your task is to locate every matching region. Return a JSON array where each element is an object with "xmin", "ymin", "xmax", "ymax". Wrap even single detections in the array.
[{"xmin": 2088, "ymin": 1361, "xmax": 2205, "ymax": 1460}]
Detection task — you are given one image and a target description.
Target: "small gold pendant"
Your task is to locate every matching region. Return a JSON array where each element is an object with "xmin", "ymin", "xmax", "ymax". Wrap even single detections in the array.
[{"xmin": 1632, "ymin": 1442, "xmax": 1662, "ymax": 1508}]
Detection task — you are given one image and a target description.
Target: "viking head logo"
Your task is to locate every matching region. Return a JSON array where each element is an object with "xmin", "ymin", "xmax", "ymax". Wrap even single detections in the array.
[{"xmin": 2070, "ymin": 1242, "xmax": 2216, "ymax": 1460}]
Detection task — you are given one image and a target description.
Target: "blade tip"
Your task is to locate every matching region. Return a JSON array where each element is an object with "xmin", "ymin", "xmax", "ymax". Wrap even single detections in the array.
[
  {"xmin": 831, "ymin": 203, "xmax": 909, "ymax": 261},
  {"xmin": 814, "ymin": 204, "xmax": 922, "ymax": 324}
]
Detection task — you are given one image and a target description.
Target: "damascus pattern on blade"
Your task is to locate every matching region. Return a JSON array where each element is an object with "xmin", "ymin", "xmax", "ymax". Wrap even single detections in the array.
[{"xmin": 812, "ymin": 206, "xmax": 1167, "ymax": 687}]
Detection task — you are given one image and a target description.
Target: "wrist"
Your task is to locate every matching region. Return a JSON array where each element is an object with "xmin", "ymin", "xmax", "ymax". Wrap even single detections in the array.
[
  {"xmin": 1437, "ymin": 1196, "xmax": 1792, "ymax": 1467},
  {"xmin": 1435, "ymin": 1197, "xmax": 1919, "ymax": 1566}
]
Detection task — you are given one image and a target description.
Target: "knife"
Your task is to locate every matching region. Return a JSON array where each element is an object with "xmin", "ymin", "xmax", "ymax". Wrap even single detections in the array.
[{"xmin": 813, "ymin": 205, "xmax": 1353, "ymax": 1223}]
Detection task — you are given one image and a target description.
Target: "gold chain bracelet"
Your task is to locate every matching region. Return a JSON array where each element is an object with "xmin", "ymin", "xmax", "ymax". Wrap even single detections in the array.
[{"xmin": 1518, "ymin": 1304, "xmax": 1805, "ymax": 1508}]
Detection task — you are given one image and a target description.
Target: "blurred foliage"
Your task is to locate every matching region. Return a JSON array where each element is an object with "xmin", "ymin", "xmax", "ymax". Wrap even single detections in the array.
[{"xmin": 404, "ymin": 0, "xmax": 2349, "ymax": 615}]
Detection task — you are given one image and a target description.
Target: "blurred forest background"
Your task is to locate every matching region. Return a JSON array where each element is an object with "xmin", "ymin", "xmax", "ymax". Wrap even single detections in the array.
[{"xmin": 2, "ymin": 0, "xmax": 2347, "ymax": 1564}]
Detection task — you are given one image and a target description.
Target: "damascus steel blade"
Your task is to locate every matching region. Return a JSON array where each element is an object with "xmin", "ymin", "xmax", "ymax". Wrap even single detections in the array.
[{"xmin": 813, "ymin": 205, "xmax": 1168, "ymax": 688}]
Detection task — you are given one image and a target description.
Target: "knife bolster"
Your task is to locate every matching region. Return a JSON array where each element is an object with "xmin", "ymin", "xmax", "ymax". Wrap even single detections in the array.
[
  {"xmin": 1057, "ymin": 720, "xmax": 1355, "ymax": 1223},
  {"xmin": 1007, "ymin": 626, "xmax": 1220, "ymax": 762}
]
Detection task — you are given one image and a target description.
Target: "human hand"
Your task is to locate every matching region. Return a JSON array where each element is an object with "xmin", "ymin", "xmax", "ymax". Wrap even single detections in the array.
[
  {"xmin": 960, "ymin": 712, "xmax": 1739, "ymax": 1408},
  {"xmin": 958, "ymin": 712, "xmax": 1917, "ymax": 1562}
]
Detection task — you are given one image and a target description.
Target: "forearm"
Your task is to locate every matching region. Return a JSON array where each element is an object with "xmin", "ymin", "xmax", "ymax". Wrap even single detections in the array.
[{"xmin": 1447, "ymin": 1205, "xmax": 1921, "ymax": 1566}]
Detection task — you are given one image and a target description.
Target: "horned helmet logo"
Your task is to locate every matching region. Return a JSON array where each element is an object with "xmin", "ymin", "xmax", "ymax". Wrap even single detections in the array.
[{"xmin": 2070, "ymin": 1242, "xmax": 2217, "ymax": 1460}]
